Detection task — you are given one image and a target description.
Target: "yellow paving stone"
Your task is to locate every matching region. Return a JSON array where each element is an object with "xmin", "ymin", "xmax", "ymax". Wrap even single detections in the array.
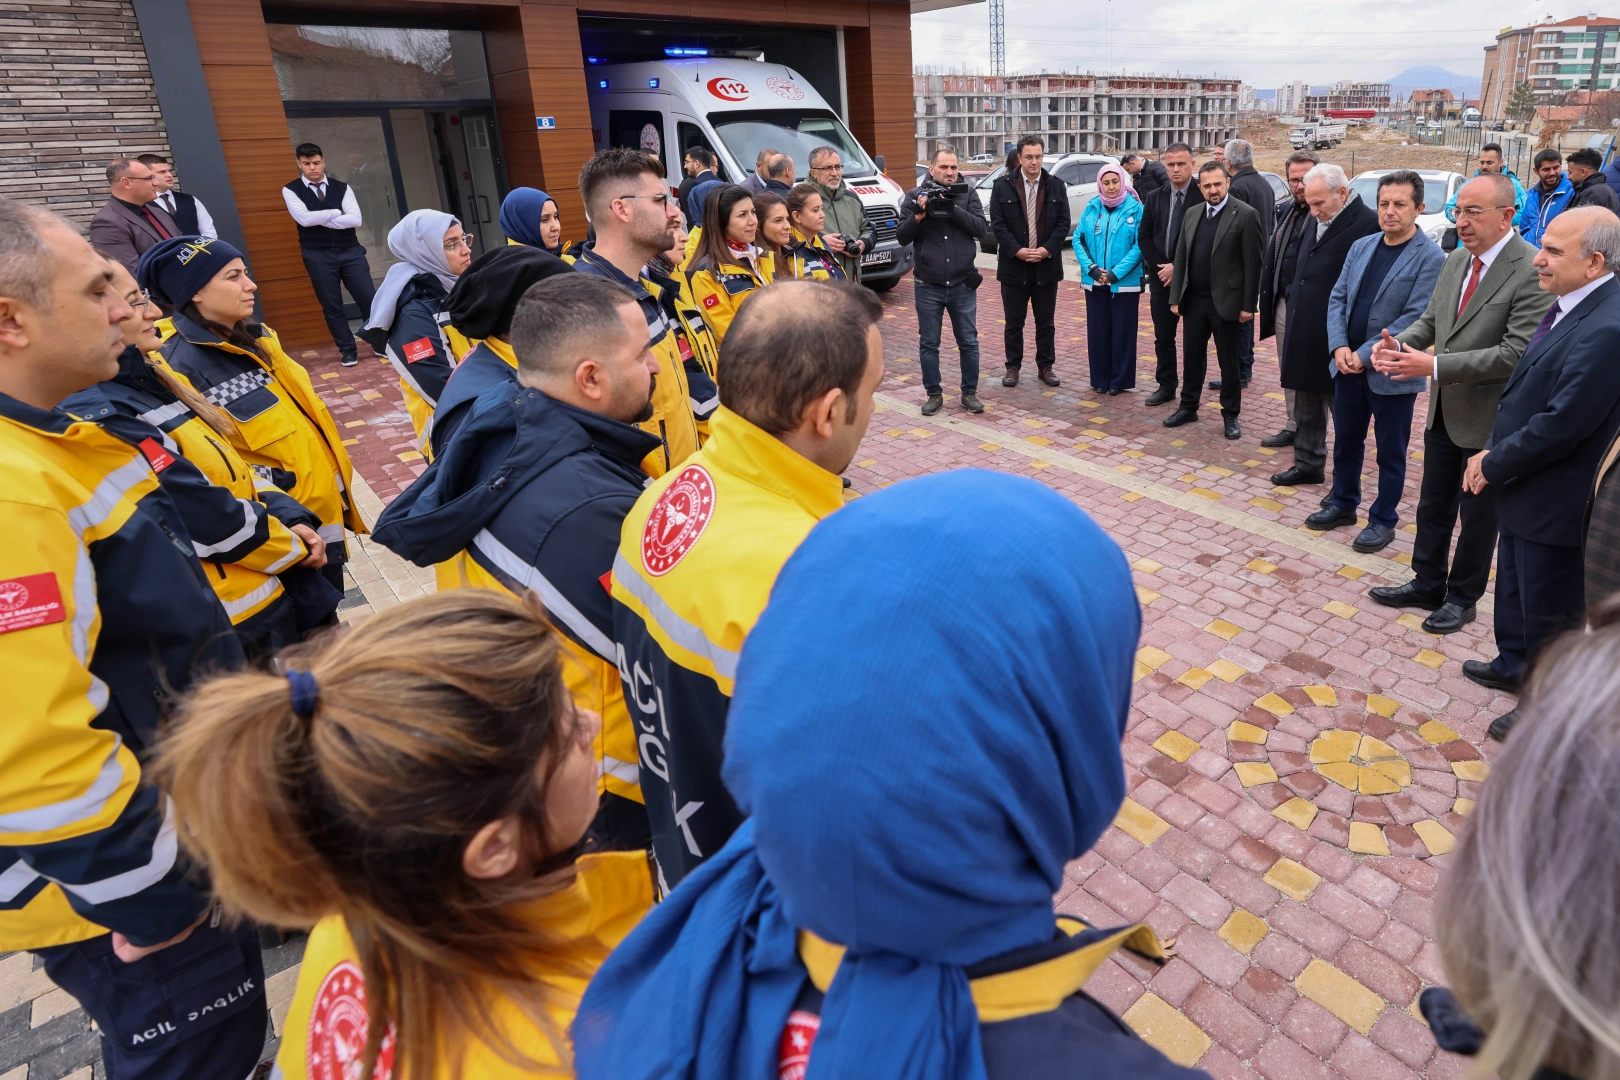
[
  {"xmin": 1415, "ymin": 649, "xmax": 1447, "ymax": 669},
  {"xmin": 1204, "ymin": 619, "xmax": 1243, "ymax": 640},
  {"xmin": 1122, "ymin": 491, "xmax": 1146, "ymax": 502},
  {"xmin": 1256, "ymin": 446, "xmax": 1278, "ymax": 455},
  {"xmin": 341, "ymin": 438, "xmax": 360, "ymax": 446},
  {"xmin": 344, "ymin": 419, "xmax": 367, "ymax": 428},
  {"xmin": 1317, "ymin": 762, "xmax": 1360, "ymax": 790},
  {"xmin": 979, "ymin": 442, "xmax": 1001, "ymax": 451},
  {"xmin": 1246, "ymin": 558, "xmax": 1278, "ymax": 574},
  {"xmin": 1452, "ymin": 760, "xmax": 1491, "ymax": 783},
  {"xmin": 1020, "ymin": 418, "xmax": 1048, "ymax": 427},
  {"xmin": 1324, "ymin": 600, "xmax": 1359, "ymax": 619},
  {"xmin": 1356, "ymin": 766, "xmax": 1403, "ymax": 795},
  {"xmin": 1219, "ymin": 910, "xmax": 1270, "ymax": 954},
  {"xmin": 855, "ymin": 459, "xmax": 877, "ymax": 467},
  {"xmin": 1454, "ymin": 797, "xmax": 1477, "ymax": 816},
  {"xmin": 1077, "ymin": 399, "xmax": 1101, "ymax": 409},
  {"xmin": 1368, "ymin": 759, "xmax": 1412, "ymax": 787},
  {"xmin": 1132, "ymin": 557, "xmax": 1164, "ymax": 573},
  {"xmin": 1114, "ymin": 798, "xmax": 1171, "ymax": 846},
  {"xmin": 1263, "ymin": 391, "xmax": 1286, "ymax": 401},
  {"xmin": 1206, "ymin": 465, "xmax": 1235, "ymax": 477},
  {"xmin": 1134, "ymin": 660, "xmax": 1152, "ymax": 682},
  {"xmin": 1029, "ymin": 461, "xmax": 1054, "ymax": 470},
  {"xmin": 1348, "ymin": 822, "xmax": 1391, "ymax": 855},
  {"xmin": 1419, "ymin": 720, "xmax": 1460, "ymax": 744},
  {"xmin": 1311, "ymin": 730, "xmax": 1360, "ymax": 762},
  {"xmin": 1254, "ymin": 692, "xmax": 1295, "ymax": 718},
  {"xmin": 1044, "ymin": 389, "xmax": 1059, "ymax": 396},
  {"xmin": 1178, "ymin": 667, "xmax": 1214, "ymax": 689},
  {"xmin": 1395, "ymin": 552, "xmax": 1413, "ymax": 565},
  {"xmin": 1296, "ymin": 959, "xmax": 1386, "ymax": 1033},
  {"xmin": 909, "ymin": 428, "xmax": 936, "ymax": 438},
  {"xmin": 1227, "ymin": 720, "xmax": 1269, "ymax": 744},
  {"xmin": 1137, "ymin": 646, "xmax": 1173, "ymax": 671},
  {"xmin": 1136, "ymin": 586, "xmax": 1160, "ymax": 603},
  {"xmin": 397, "ymin": 451, "xmax": 423, "ymax": 462},
  {"xmin": 1303, "ymin": 685, "xmax": 1339, "ymax": 708},
  {"xmin": 1366, "ymin": 694, "xmax": 1400, "ymax": 718},
  {"xmin": 1338, "ymin": 565, "xmax": 1366, "ymax": 579},
  {"xmin": 1154, "ymin": 730, "xmax": 1202, "ymax": 763},
  {"xmin": 1402, "ymin": 523, "xmax": 1418, "ymax": 533},
  {"xmin": 1273, "ymin": 484, "xmax": 1298, "ymax": 496},
  {"xmin": 1091, "ymin": 417, "xmax": 1111, "ymax": 424},
  {"xmin": 1357, "ymin": 735, "xmax": 1400, "ymax": 761},
  {"xmin": 1122, "ymin": 993, "xmax": 1212, "ymax": 1067},
  {"xmin": 1242, "ymin": 459, "xmax": 1262, "ymax": 467},
  {"xmin": 1264, "ymin": 858, "xmax": 1323, "ymax": 902},
  {"xmin": 1249, "ymin": 497, "xmax": 1286, "ymax": 512},
  {"xmin": 1395, "ymin": 612, "xmax": 1435, "ymax": 634},
  {"xmin": 1413, "ymin": 819, "xmax": 1456, "ymax": 855},
  {"xmin": 320, "ymin": 371, "xmax": 339, "ymax": 378},
  {"xmin": 1234, "ymin": 762, "xmax": 1279, "ymax": 787},
  {"xmin": 1170, "ymin": 438, "xmax": 1188, "ymax": 446},
  {"xmin": 1189, "ymin": 487, "xmax": 1223, "ymax": 501},
  {"xmin": 1025, "ymin": 435, "xmax": 1053, "ymax": 446},
  {"xmin": 302, "ymin": 350, "xmax": 322, "ymax": 358},
  {"xmin": 1207, "ymin": 658, "xmax": 1247, "ymax": 682},
  {"xmin": 1083, "ymin": 429, "xmax": 1109, "ymax": 439},
  {"xmin": 1273, "ymin": 797, "xmax": 1318, "ymax": 830},
  {"xmin": 1115, "ymin": 464, "xmax": 1139, "ymax": 474},
  {"xmin": 1178, "ymin": 473, "xmax": 1199, "ymax": 484},
  {"xmin": 883, "ymin": 428, "xmax": 906, "ymax": 436},
  {"xmin": 361, "ymin": 390, "xmax": 382, "ymax": 399},
  {"xmin": 1123, "ymin": 449, "xmax": 1145, "ymax": 458}
]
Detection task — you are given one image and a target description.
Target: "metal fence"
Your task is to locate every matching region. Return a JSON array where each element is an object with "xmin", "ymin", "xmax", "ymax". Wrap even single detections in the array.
[{"xmin": 1385, "ymin": 122, "xmax": 1533, "ymax": 177}]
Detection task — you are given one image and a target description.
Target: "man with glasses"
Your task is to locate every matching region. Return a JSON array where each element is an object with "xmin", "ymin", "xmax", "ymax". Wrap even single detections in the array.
[
  {"xmin": 807, "ymin": 147, "xmax": 874, "ymax": 281},
  {"xmin": 1367, "ymin": 173, "xmax": 1554, "ymax": 637},
  {"xmin": 88, "ymin": 157, "xmax": 178, "ymax": 276}
]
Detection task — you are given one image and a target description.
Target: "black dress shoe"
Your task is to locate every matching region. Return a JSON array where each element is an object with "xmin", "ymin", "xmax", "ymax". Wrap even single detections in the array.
[
  {"xmin": 1367, "ymin": 582, "xmax": 1444, "ymax": 610},
  {"xmin": 1486, "ymin": 709, "xmax": 1518, "ymax": 742},
  {"xmin": 1209, "ymin": 378, "xmax": 1223, "ymax": 390},
  {"xmin": 1353, "ymin": 524, "xmax": 1396, "ymax": 552},
  {"xmin": 1463, "ymin": 659, "xmax": 1520, "ymax": 693},
  {"xmin": 1108, "ymin": 388, "xmax": 1122, "ymax": 395},
  {"xmin": 1145, "ymin": 386, "xmax": 1176, "ymax": 406},
  {"xmin": 1002, "ymin": 366, "xmax": 1020, "ymax": 387},
  {"xmin": 1304, "ymin": 505, "xmax": 1357, "ymax": 530},
  {"xmin": 1260, "ymin": 429, "xmax": 1295, "ymax": 448},
  {"xmin": 1319, "ymin": 492, "xmax": 1335, "ymax": 509},
  {"xmin": 1163, "ymin": 407, "xmax": 1199, "ymax": 427},
  {"xmin": 1037, "ymin": 367, "xmax": 1060, "ymax": 387},
  {"xmin": 1270, "ymin": 466, "xmax": 1324, "ymax": 486},
  {"xmin": 1421, "ymin": 602, "xmax": 1476, "ymax": 634},
  {"xmin": 1223, "ymin": 418, "xmax": 1241, "ymax": 440}
]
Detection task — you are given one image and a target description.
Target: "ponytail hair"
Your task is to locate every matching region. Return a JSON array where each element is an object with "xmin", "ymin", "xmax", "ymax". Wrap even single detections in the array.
[
  {"xmin": 179, "ymin": 300, "xmax": 270, "ymax": 364},
  {"xmin": 145, "ymin": 355, "xmax": 234, "ymax": 437},
  {"xmin": 153, "ymin": 590, "xmax": 581, "ymax": 1079}
]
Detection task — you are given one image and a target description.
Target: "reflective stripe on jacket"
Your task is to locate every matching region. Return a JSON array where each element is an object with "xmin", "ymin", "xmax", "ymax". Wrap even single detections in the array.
[
  {"xmin": 356, "ymin": 274, "xmax": 473, "ymax": 457},
  {"xmin": 0, "ymin": 391, "xmax": 242, "ymax": 950},
  {"xmin": 780, "ymin": 231, "xmax": 846, "ymax": 280},
  {"xmin": 684, "ymin": 253, "xmax": 767, "ymax": 349},
  {"xmin": 611, "ymin": 407, "xmax": 845, "ymax": 889}
]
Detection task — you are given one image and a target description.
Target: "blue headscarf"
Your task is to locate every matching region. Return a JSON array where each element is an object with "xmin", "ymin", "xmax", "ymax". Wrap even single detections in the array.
[
  {"xmin": 135, "ymin": 235, "xmax": 245, "ymax": 310},
  {"xmin": 498, "ymin": 187, "xmax": 561, "ymax": 255},
  {"xmin": 574, "ymin": 470, "xmax": 1140, "ymax": 1080}
]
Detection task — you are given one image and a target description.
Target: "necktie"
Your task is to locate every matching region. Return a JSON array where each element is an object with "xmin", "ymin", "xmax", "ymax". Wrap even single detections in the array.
[
  {"xmin": 161, "ymin": 193, "xmax": 174, "ymax": 213},
  {"xmin": 1168, "ymin": 189, "xmax": 1184, "ymax": 253},
  {"xmin": 1524, "ymin": 303, "xmax": 1560, "ymax": 356},
  {"xmin": 141, "ymin": 205, "xmax": 171, "ymax": 240},
  {"xmin": 315, "ymin": 182, "xmax": 327, "ymax": 201},
  {"xmin": 1456, "ymin": 256, "xmax": 1485, "ymax": 318},
  {"xmin": 1025, "ymin": 177, "xmax": 1040, "ymax": 252}
]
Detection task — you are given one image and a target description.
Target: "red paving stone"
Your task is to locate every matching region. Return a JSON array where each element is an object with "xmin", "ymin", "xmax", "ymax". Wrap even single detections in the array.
[{"xmin": 294, "ymin": 273, "xmax": 1506, "ymax": 1077}]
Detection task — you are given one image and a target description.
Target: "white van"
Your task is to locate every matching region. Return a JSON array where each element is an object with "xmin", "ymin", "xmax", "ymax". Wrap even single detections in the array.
[{"xmin": 589, "ymin": 58, "xmax": 913, "ymax": 289}]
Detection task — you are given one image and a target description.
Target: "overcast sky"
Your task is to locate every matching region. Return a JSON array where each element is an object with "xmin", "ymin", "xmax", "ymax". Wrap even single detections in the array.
[{"xmin": 912, "ymin": 0, "xmax": 1569, "ymax": 87}]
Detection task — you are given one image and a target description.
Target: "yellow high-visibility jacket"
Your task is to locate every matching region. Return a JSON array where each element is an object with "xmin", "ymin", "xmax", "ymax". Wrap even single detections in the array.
[
  {"xmin": 610, "ymin": 407, "xmax": 845, "ymax": 889},
  {"xmin": 0, "ymin": 389, "xmax": 241, "ymax": 950},
  {"xmin": 780, "ymin": 229, "xmax": 847, "ymax": 280},
  {"xmin": 684, "ymin": 250, "xmax": 769, "ymax": 349}
]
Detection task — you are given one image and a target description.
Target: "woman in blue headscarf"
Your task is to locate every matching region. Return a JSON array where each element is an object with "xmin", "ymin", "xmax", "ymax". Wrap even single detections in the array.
[
  {"xmin": 499, "ymin": 187, "xmax": 563, "ymax": 256},
  {"xmin": 573, "ymin": 470, "xmax": 1209, "ymax": 1080}
]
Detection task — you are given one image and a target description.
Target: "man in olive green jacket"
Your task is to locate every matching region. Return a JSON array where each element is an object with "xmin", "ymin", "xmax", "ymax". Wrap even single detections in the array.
[{"xmin": 808, "ymin": 146, "xmax": 875, "ymax": 281}]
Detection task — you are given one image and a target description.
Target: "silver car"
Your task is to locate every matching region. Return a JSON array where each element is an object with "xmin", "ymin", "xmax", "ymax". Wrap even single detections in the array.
[{"xmin": 974, "ymin": 153, "xmax": 1121, "ymax": 241}]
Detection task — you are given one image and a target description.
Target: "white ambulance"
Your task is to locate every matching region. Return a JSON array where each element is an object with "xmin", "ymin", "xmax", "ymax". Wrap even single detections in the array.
[{"xmin": 589, "ymin": 57, "xmax": 913, "ymax": 289}]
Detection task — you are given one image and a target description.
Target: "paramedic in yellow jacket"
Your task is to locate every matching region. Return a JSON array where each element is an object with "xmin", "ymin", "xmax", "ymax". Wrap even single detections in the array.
[
  {"xmin": 137, "ymin": 236, "xmax": 367, "ymax": 597},
  {"xmin": 782, "ymin": 182, "xmax": 848, "ymax": 280},
  {"xmin": 685, "ymin": 184, "xmax": 769, "ymax": 348},
  {"xmin": 154, "ymin": 590, "xmax": 652, "ymax": 1080},
  {"xmin": 611, "ymin": 279, "xmax": 885, "ymax": 889},
  {"xmin": 0, "ymin": 198, "xmax": 266, "ymax": 1079},
  {"xmin": 573, "ymin": 149, "xmax": 716, "ymax": 469}
]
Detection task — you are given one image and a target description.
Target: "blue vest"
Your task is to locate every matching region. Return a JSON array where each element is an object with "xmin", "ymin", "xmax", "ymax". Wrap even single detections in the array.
[{"xmin": 284, "ymin": 177, "xmax": 359, "ymax": 251}]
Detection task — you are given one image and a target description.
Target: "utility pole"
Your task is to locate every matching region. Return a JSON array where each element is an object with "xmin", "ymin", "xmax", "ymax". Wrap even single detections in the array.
[{"xmin": 989, "ymin": 0, "xmax": 1005, "ymax": 76}]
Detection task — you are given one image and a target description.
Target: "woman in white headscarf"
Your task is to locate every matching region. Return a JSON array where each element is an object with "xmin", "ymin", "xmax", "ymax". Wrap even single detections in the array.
[{"xmin": 358, "ymin": 210, "xmax": 474, "ymax": 455}]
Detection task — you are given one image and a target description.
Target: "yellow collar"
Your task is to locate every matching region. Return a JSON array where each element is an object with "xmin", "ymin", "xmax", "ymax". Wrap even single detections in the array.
[
  {"xmin": 798, "ymin": 918, "xmax": 1164, "ymax": 1024},
  {"xmin": 704, "ymin": 407, "xmax": 845, "ymax": 520},
  {"xmin": 483, "ymin": 337, "xmax": 519, "ymax": 370}
]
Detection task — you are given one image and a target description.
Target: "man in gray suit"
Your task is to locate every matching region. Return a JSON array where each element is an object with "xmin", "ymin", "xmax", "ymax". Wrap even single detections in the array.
[
  {"xmin": 1309, "ymin": 170, "xmax": 1446, "ymax": 553},
  {"xmin": 1367, "ymin": 173, "xmax": 1556, "ymax": 633},
  {"xmin": 87, "ymin": 158, "xmax": 178, "ymax": 275}
]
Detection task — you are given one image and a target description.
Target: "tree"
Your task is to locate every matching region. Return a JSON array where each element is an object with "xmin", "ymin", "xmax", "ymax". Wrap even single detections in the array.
[{"xmin": 1506, "ymin": 80, "xmax": 1538, "ymax": 123}]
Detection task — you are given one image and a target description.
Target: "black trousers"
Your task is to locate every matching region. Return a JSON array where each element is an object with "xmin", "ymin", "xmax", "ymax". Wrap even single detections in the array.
[
  {"xmin": 1000, "ymin": 280, "xmax": 1058, "ymax": 369},
  {"xmin": 1148, "ymin": 283, "xmax": 1181, "ymax": 391},
  {"xmin": 1410, "ymin": 415, "xmax": 1498, "ymax": 607},
  {"xmin": 1179, "ymin": 292, "xmax": 1242, "ymax": 417},
  {"xmin": 301, "ymin": 245, "xmax": 376, "ymax": 355},
  {"xmin": 1490, "ymin": 524, "xmax": 1585, "ymax": 682}
]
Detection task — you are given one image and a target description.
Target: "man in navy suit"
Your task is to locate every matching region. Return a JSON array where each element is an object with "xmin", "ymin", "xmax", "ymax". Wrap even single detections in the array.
[{"xmin": 1461, "ymin": 207, "xmax": 1620, "ymax": 739}]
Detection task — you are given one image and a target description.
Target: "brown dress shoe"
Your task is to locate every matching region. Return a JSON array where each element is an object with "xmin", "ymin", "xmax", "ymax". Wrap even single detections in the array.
[
  {"xmin": 1002, "ymin": 365, "xmax": 1020, "ymax": 387},
  {"xmin": 1037, "ymin": 367, "xmax": 1060, "ymax": 387}
]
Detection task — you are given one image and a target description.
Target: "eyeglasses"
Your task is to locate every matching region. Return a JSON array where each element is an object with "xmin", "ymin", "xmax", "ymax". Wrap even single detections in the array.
[
  {"xmin": 811, "ymin": 164, "xmax": 843, "ymax": 173},
  {"xmin": 443, "ymin": 236, "xmax": 472, "ymax": 252},
  {"xmin": 1453, "ymin": 205, "xmax": 1513, "ymax": 220},
  {"xmin": 125, "ymin": 289, "xmax": 156, "ymax": 312},
  {"xmin": 617, "ymin": 193, "xmax": 671, "ymax": 208}
]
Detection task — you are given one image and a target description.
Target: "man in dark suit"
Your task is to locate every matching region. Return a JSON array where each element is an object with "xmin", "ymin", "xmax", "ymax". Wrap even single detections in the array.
[
  {"xmin": 1257, "ymin": 150, "xmax": 1321, "ymax": 448},
  {"xmin": 1168, "ymin": 161, "xmax": 1264, "ymax": 439},
  {"xmin": 1222, "ymin": 139, "xmax": 1279, "ymax": 390},
  {"xmin": 678, "ymin": 147, "xmax": 718, "ymax": 225},
  {"xmin": 1459, "ymin": 207, "xmax": 1620, "ymax": 739},
  {"xmin": 990, "ymin": 135, "xmax": 1070, "ymax": 387},
  {"xmin": 1273, "ymin": 162, "xmax": 1379, "ymax": 487},
  {"xmin": 1122, "ymin": 153, "xmax": 1168, "ymax": 198},
  {"xmin": 1138, "ymin": 143, "xmax": 1203, "ymax": 406},
  {"xmin": 87, "ymin": 157, "xmax": 177, "ymax": 275}
]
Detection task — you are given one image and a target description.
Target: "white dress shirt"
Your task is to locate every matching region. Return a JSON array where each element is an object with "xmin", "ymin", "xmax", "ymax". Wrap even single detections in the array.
[
  {"xmin": 1552, "ymin": 271, "xmax": 1615, "ymax": 328},
  {"xmin": 154, "ymin": 190, "xmax": 217, "ymax": 239},
  {"xmin": 1205, "ymin": 195, "xmax": 1229, "ymax": 218},
  {"xmin": 281, "ymin": 176, "xmax": 363, "ymax": 230}
]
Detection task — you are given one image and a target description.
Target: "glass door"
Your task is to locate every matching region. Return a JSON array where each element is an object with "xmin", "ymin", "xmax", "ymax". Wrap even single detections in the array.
[{"xmin": 284, "ymin": 114, "xmax": 404, "ymax": 286}]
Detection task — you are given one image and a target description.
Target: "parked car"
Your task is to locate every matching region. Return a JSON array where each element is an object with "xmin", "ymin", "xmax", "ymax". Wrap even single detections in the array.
[
  {"xmin": 965, "ymin": 153, "xmax": 998, "ymax": 165},
  {"xmin": 1347, "ymin": 168, "xmax": 1465, "ymax": 243},
  {"xmin": 973, "ymin": 152, "xmax": 1120, "ymax": 240},
  {"xmin": 1261, "ymin": 171, "xmax": 1289, "ymax": 202}
]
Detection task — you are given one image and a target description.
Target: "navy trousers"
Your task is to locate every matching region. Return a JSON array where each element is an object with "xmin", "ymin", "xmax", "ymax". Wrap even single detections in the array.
[
  {"xmin": 300, "ymin": 245, "xmax": 376, "ymax": 356},
  {"xmin": 1328, "ymin": 372, "xmax": 1416, "ymax": 528},
  {"xmin": 1084, "ymin": 287, "xmax": 1139, "ymax": 393},
  {"xmin": 1490, "ymin": 524, "xmax": 1586, "ymax": 683},
  {"xmin": 915, "ymin": 280, "xmax": 981, "ymax": 395}
]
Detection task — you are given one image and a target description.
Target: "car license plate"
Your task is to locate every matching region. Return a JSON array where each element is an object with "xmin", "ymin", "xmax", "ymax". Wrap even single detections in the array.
[{"xmin": 861, "ymin": 250, "xmax": 892, "ymax": 267}]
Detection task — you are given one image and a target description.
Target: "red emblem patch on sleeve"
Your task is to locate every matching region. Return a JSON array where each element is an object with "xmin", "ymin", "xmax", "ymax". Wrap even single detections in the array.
[
  {"xmin": 0, "ymin": 573, "xmax": 67, "ymax": 635},
  {"xmin": 137, "ymin": 437, "xmax": 175, "ymax": 473},
  {"xmin": 599, "ymin": 569, "xmax": 614, "ymax": 594},
  {"xmin": 777, "ymin": 1010, "xmax": 821, "ymax": 1080},
  {"xmin": 306, "ymin": 961, "xmax": 396, "ymax": 1080},
  {"xmin": 677, "ymin": 333, "xmax": 694, "ymax": 361},
  {"xmin": 640, "ymin": 465, "xmax": 716, "ymax": 576},
  {"xmin": 702, "ymin": 294, "xmax": 720, "ymax": 310},
  {"xmin": 401, "ymin": 337, "xmax": 436, "ymax": 364}
]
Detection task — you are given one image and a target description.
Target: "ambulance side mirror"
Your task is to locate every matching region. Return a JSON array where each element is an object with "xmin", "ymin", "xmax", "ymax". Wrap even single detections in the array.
[{"xmin": 874, "ymin": 155, "xmax": 886, "ymax": 174}]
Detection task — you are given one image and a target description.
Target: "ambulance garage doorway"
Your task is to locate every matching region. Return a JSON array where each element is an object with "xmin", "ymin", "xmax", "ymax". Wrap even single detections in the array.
[{"xmin": 578, "ymin": 18, "xmax": 843, "ymax": 120}]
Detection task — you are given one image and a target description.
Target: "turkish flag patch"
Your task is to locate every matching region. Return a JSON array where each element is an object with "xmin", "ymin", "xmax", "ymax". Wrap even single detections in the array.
[
  {"xmin": 702, "ymin": 294, "xmax": 719, "ymax": 310},
  {"xmin": 599, "ymin": 569, "xmax": 613, "ymax": 595},
  {"xmin": 0, "ymin": 573, "xmax": 67, "ymax": 635},
  {"xmin": 137, "ymin": 437, "xmax": 175, "ymax": 473},
  {"xmin": 402, "ymin": 337, "xmax": 436, "ymax": 363},
  {"xmin": 677, "ymin": 333, "xmax": 694, "ymax": 361}
]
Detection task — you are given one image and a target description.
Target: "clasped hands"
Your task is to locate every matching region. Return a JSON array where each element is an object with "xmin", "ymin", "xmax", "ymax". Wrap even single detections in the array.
[{"xmin": 1369, "ymin": 328, "xmax": 1434, "ymax": 380}]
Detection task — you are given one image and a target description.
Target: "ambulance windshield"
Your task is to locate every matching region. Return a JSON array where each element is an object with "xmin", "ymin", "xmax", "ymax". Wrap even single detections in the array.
[{"xmin": 708, "ymin": 109, "xmax": 877, "ymax": 182}]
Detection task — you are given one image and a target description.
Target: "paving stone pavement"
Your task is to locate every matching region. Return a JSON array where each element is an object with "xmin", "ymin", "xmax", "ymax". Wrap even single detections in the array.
[{"xmin": 4, "ymin": 272, "xmax": 1507, "ymax": 1076}]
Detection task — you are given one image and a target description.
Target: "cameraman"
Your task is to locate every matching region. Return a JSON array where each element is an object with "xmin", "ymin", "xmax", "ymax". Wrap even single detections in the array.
[{"xmin": 899, "ymin": 146, "xmax": 989, "ymax": 415}]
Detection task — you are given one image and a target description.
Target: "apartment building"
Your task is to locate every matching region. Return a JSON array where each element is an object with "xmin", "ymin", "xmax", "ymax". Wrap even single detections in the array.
[
  {"xmin": 1297, "ymin": 81, "xmax": 1393, "ymax": 119},
  {"xmin": 1482, "ymin": 14, "xmax": 1620, "ymax": 119},
  {"xmin": 913, "ymin": 72, "xmax": 1240, "ymax": 162}
]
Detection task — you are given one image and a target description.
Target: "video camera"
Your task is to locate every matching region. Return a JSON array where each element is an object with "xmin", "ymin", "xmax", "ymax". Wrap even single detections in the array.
[{"xmin": 920, "ymin": 178, "xmax": 971, "ymax": 218}]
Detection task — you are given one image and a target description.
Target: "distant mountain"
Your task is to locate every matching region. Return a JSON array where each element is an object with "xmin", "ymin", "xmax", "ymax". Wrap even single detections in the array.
[{"xmin": 1387, "ymin": 66, "xmax": 1482, "ymax": 101}]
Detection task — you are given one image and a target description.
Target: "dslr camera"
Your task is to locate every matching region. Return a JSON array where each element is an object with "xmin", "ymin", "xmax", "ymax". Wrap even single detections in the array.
[{"xmin": 920, "ymin": 178, "xmax": 970, "ymax": 218}]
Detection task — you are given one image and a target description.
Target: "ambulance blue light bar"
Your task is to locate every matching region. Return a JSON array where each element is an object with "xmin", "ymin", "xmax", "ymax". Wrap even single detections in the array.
[{"xmin": 665, "ymin": 47, "xmax": 708, "ymax": 57}]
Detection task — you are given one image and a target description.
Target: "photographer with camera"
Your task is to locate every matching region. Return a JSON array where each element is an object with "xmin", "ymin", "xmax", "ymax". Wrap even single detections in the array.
[{"xmin": 898, "ymin": 146, "xmax": 989, "ymax": 415}]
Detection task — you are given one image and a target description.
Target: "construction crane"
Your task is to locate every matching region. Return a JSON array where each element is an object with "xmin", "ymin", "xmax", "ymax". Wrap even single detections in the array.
[{"xmin": 989, "ymin": 0, "xmax": 1005, "ymax": 76}]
